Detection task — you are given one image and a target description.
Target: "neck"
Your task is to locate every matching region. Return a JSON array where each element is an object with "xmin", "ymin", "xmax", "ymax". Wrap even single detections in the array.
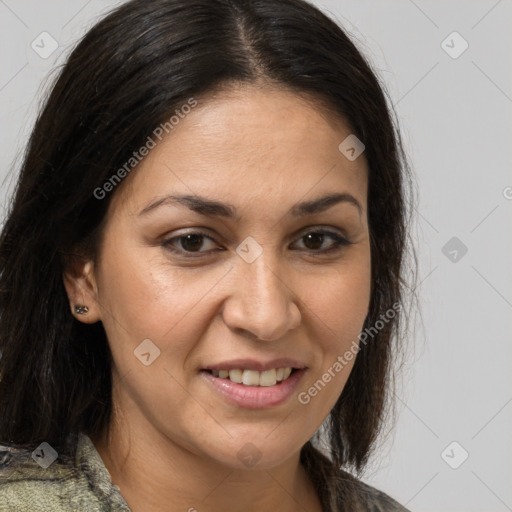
[{"xmin": 90, "ymin": 413, "xmax": 322, "ymax": 512}]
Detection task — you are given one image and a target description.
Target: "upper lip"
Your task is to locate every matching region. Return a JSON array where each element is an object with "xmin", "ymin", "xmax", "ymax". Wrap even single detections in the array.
[{"xmin": 202, "ymin": 358, "xmax": 307, "ymax": 372}]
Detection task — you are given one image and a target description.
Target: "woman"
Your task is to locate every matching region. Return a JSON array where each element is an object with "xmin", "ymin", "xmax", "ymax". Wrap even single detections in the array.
[{"xmin": 0, "ymin": 0, "xmax": 415, "ymax": 510}]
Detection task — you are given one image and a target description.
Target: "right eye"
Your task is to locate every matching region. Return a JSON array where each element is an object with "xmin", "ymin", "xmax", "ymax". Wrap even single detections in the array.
[{"xmin": 162, "ymin": 231, "xmax": 223, "ymax": 257}]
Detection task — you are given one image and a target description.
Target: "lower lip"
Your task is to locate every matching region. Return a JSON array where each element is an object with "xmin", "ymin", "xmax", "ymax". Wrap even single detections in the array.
[{"xmin": 200, "ymin": 369, "xmax": 306, "ymax": 409}]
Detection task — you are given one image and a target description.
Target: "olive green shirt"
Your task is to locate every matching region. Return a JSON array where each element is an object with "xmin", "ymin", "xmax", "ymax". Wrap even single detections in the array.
[
  {"xmin": 0, "ymin": 432, "xmax": 130, "ymax": 511},
  {"xmin": 0, "ymin": 432, "xmax": 410, "ymax": 511}
]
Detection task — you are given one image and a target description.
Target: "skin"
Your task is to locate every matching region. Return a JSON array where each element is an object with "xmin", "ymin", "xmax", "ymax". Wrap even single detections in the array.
[{"xmin": 63, "ymin": 83, "xmax": 371, "ymax": 512}]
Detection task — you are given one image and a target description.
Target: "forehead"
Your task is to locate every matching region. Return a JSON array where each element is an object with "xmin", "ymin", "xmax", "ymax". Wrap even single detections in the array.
[{"xmin": 111, "ymin": 84, "xmax": 368, "ymax": 218}]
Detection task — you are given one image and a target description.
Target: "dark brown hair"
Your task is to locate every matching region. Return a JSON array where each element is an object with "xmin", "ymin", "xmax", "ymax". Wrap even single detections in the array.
[{"xmin": 0, "ymin": 0, "xmax": 416, "ymax": 509}]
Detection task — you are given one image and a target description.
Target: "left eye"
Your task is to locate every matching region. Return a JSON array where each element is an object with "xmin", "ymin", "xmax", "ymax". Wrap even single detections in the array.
[
  {"xmin": 163, "ymin": 232, "xmax": 219, "ymax": 254},
  {"xmin": 291, "ymin": 230, "xmax": 351, "ymax": 252},
  {"xmin": 162, "ymin": 229, "xmax": 351, "ymax": 257}
]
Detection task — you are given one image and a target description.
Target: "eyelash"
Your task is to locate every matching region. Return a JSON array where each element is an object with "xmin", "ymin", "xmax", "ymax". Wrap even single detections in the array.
[{"xmin": 162, "ymin": 229, "xmax": 353, "ymax": 258}]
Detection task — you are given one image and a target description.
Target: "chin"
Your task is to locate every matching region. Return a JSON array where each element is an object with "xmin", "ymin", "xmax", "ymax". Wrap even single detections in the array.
[{"xmin": 205, "ymin": 438, "xmax": 300, "ymax": 471}]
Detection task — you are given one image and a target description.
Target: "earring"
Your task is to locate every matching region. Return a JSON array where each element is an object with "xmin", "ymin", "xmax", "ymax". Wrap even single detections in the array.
[{"xmin": 74, "ymin": 305, "xmax": 89, "ymax": 315}]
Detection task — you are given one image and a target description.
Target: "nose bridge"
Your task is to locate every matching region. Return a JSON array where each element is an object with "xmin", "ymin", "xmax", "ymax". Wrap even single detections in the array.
[
  {"xmin": 224, "ymin": 246, "xmax": 301, "ymax": 341},
  {"xmin": 246, "ymin": 253, "xmax": 284, "ymax": 308}
]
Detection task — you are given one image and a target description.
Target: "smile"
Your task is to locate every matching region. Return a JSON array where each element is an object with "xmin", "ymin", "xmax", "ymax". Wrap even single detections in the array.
[
  {"xmin": 207, "ymin": 367, "xmax": 294, "ymax": 386},
  {"xmin": 200, "ymin": 367, "xmax": 306, "ymax": 409}
]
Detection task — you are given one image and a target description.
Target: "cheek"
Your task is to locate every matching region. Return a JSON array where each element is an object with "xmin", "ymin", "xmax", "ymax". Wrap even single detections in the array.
[
  {"xmin": 308, "ymin": 253, "xmax": 371, "ymax": 342},
  {"xmin": 95, "ymin": 241, "xmax": 230, "ymax": 362},
  {"xmin": 297, "ymin": 253, "xmax": 371, "ymax": 406}
]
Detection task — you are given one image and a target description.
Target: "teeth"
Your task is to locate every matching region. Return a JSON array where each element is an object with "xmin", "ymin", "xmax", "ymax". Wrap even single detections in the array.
[
  {"xmin": 242, "ymin": 370, "xmax": 260, "ymax": 386},
  {"xmin": 212, "ymin": 367, "xmax": 295, "ymax": 386},
  {"xmin": 228, "ymin": 369, "xmax": 243, "ymax": 383},
  {"xmin": 259, "ymin": 369, "xmax": 277, "ymax": 387}
]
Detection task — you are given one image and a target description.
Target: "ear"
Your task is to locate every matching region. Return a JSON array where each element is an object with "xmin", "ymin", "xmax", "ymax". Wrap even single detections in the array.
[{"xmin": 62, "ymin": 254, "xmax": 102, "ymax": 324}]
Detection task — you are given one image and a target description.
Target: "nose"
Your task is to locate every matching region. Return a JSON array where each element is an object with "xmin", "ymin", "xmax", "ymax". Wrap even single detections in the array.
[{"xmin": 221, "ymin": 254, "xmax": 301, "ymax": 342}]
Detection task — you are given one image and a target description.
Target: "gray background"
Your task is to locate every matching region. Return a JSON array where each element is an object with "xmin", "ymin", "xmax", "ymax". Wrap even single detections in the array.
[{"xmin": 1, "ymin": 1, "xmax": 511, "ymax": 511}]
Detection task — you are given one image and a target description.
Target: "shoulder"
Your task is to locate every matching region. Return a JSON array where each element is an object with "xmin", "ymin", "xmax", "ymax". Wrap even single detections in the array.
[
  {"xmin": 354, "ymin": 479, "xmax": 410, "ymax": 511},
  {"xmin": 337, "ymin": 469, "xmax": 411, "ymax": 512},
  {"xmin": 0, "ymin": 432, "xmax": 130, "ymax": 511}
]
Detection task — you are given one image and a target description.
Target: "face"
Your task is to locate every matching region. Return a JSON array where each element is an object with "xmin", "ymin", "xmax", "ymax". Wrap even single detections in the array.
[{"xmin": 66, "ymin": 84, "xmax": 371, "ymax": 470}]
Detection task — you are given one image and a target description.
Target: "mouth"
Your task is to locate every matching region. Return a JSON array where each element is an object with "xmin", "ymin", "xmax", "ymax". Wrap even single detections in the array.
[
  {"xmin": 200, "ymin": 361, "xmax": 306, "ymax": 409},
  {"xmin": 202, "ymin": 367, "xmax": 298, "ymax": 387}
]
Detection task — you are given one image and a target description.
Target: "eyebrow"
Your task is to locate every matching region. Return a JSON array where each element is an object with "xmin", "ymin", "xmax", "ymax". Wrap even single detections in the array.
[{"xmin": 138, "ymin": 192, "xmax": 362, "ymax": 219}]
